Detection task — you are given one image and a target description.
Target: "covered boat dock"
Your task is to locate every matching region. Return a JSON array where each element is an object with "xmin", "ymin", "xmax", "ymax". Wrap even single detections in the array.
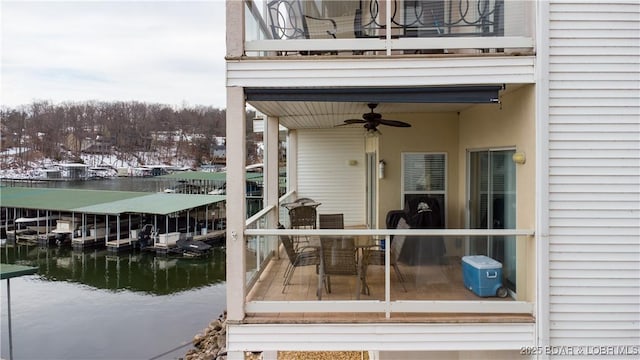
[{"xmin": 0, "ymin": 187, "xmax": 225, "ymax": 253}]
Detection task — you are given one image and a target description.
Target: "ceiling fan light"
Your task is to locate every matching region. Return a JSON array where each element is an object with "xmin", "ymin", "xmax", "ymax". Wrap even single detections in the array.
[{"xmin": 365, "ymin": 128, "xmax": 381, "ymax": 137}]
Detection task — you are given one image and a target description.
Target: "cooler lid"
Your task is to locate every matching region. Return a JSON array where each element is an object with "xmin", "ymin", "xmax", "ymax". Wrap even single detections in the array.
[{"xmin": 462, "ymin": 255, "xmax": 502, "ymax": 269}]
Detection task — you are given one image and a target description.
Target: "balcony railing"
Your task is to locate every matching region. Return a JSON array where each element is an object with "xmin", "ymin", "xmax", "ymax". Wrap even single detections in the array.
[
  {"xmin": 243, "ymin": 208, "xmax": 535, "ymax": 317},
  {"xmin": 244, "ymin": 0, "xmax": 534, "ymax": 56}
]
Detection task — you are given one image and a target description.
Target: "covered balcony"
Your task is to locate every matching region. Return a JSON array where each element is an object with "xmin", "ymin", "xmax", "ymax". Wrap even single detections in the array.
[
  {"xmin": 226, "ymin": 1, "xmax": 538, "ymax": 356},
  {"xmin": 243, "ymin": 0, "xmax": 534, "ymax": 56},
  {"xmin": 232, "ymin": 83, "xmax": 537, "ymax": 325}
]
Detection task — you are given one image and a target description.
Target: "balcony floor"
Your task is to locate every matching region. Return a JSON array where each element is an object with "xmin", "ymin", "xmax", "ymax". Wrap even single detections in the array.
[{"xmin": 245, "ymin": 249, "xmax": 534, "ymax": 324}]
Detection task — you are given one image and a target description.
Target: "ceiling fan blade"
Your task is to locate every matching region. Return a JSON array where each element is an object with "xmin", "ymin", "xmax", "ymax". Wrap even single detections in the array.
[
  {"xmin": 379, "ymin": 119, "xmax": 411, "ymax": 127},
  {"xmin": 343, "ymin": 119, "xmax": 367, "ymax": 124}
]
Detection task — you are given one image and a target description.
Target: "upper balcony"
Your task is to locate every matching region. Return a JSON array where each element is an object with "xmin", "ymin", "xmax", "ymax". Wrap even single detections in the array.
[{"xmin": 243, "ymin": 0, "xmax": 535, "ymax": 57}]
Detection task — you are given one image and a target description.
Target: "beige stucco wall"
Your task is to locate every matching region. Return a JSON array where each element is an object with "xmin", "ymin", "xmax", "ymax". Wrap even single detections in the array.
[
  {"xmin": 377, "ymin": 111, "xmax": 460, "ymax": 227},
  {"xmin": 376, "ymin": 85, "xmax": 536, "ymax": 301},
  {"xmin": 376, "ymin": 112, "xmax": 461, "ymax": 256},
  {"xmin": 458, "ymin": 84, "xmax": 536, "ymax": 302}
]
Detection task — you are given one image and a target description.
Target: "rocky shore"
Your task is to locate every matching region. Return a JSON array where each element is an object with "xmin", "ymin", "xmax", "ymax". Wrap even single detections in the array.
[{"xmin": 183, "ymin": 312, "xmax": 231, "ymax": 360}]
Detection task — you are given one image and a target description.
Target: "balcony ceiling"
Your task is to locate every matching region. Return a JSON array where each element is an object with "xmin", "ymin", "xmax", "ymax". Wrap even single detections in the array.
[
  {"xmin": 246, "ymin": 85, "xmax": 517, "ymax": 130},
  {"xmin": 249, "ymin": 101, "xmax": 480, "ymax": 129}
]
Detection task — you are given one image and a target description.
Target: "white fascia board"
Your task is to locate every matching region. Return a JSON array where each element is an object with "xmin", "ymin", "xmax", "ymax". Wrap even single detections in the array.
[{"xmin": 227, "ymin": 323, "xmax": 535, "ymax": 352}]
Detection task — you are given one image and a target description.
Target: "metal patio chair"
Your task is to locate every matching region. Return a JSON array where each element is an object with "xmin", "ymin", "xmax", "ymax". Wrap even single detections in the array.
[
  {"xmin": 281, "ymin": 235, "xmax": 320, "ymax": 294},
  {"xmin": 318, "ymin": 213, "xmax": 344, "ymax": 229},
  {"xmin": 319, "ymin": 237, "xmax": 364, "ymax": 300},
  {"xmin": 361, "ymin": 210, "xmax": 407, "ymax": 291},
  {"xmin": 362, "ymin": 245, "xmax": 407, "ymax": 292}
]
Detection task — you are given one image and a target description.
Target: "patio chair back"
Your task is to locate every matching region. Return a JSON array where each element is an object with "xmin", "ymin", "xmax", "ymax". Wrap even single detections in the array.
[
  {"xmin": 320, "ymin": 236, "xmax": 362, "ymax": 299},
  {"xmin": 289, "ymin": 205, "xmax": 317, "ymax": 229},
  {"xmin": 321, "ymin": 237, "xmax": 357, "ymax": 275},
  {"xmin": 319, "ymin": 213, "xmax": 344, "ymax": 229}
]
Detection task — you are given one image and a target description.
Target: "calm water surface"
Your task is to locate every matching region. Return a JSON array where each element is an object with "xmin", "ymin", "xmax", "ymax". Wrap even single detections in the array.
[{"xmin": 1, "ymin": 178, "xmax": 227, "ymax": 360}]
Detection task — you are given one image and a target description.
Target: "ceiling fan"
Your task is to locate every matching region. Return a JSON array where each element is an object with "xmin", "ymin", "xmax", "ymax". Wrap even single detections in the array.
[{"xmin": 341, "ymin": 103, "xmax": 411, "ymax": 133}]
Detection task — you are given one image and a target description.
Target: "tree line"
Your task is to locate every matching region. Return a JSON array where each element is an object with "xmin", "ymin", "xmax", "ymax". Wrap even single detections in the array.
[{"xmin": 0, "ymin": 100, "xmax": 258, "ymax": 168}]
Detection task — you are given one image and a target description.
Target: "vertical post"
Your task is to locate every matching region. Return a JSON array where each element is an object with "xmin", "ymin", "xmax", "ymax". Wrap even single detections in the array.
[
  {"xmin": 7, "ymin": 278, "xmax": 13, "ymax": 360},
  {"xmin": 226, "ymin": 1, "xmax": 247, "ymax": 357},
  {"xmin": 287, "ymin": 130, "xmax": 298, "ymax": 194},
  {"xmin": 226, "ymin": 86, "xmax": 247, "ymax": 322},
  {"xmin": 385, "ymin": 0, "xmax": 392, "ymax": 55},
  {"xmin": 117, "ymin": 215, "xmax": 121, "ymax": 246},
  {"xmin": 385, "ymin": 234, "xmax": 391, "ymax": 318},
  {"xmin": 105, "ymin": 215, "xmax": 109, "ymax": 247},
  {"xmin": 265, "ymin": 116, "xmax": 281, "ymax": 257}
]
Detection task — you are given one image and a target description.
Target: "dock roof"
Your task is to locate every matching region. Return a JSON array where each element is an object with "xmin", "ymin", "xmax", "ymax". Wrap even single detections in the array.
[
  {"xmin": 0, "ymin": 187, "xmax": 225, "ymax": 215},
  {"xmin": 159, "ymin": 171, "xmax": 263, "ymax": 182}
]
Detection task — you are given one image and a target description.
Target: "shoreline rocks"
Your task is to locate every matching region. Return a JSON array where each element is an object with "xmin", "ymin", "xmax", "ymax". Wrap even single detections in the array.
[{"xmin": 183, "ymin": 311, "xmax": 228, "ymax": 360}]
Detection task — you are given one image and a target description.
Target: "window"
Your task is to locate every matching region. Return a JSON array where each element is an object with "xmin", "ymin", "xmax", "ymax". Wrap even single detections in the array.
[{"xmin": 401, "ymin": 152, "xmax": 446, "ymax": 226}]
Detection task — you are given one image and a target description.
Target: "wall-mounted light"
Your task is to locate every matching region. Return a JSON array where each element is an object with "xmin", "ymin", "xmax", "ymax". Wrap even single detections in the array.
[
  {"xmin": 378, "ymin": 160, "xmax": 385, "ymax": 179},
  {"xmin": 512, "ymin": 152, "xmax": 526, "ymax": 165}
]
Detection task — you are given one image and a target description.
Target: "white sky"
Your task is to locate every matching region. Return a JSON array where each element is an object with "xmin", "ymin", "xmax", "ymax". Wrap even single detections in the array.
[{"xmin": 1, "ymin": 0, "xmax": 227, "ymax": 109}]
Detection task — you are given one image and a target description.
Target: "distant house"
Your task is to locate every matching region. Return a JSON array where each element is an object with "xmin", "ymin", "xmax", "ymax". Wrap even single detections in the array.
[{"xmin": 65, "ymin": 134, "xmax": 113, "ymax": 154}]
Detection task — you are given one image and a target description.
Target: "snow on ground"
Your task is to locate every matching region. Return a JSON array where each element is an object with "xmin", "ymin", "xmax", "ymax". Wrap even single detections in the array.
[{"xmin": 0, "ymin": 148, "xmax": 198, "ymax": 179}]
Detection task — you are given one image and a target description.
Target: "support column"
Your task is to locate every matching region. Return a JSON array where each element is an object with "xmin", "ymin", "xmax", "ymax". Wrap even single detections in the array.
[
  {"xmin": 265, "ymin": 116, "xmax": 280, "ymax": 223},
  {"xmin": 287, "ymin": 130, "xmax": 298, "ymax": 194},
  {"xmin": 226, "ymin": 86, "xmax": 247, "ymax": 323},
  {"xmin": 265, "ymin": 116, "xmax": 281, "ymax": 259},
  {"xmin": 226, "ymin": 1, "xmax": 249, "ymax": 358}
]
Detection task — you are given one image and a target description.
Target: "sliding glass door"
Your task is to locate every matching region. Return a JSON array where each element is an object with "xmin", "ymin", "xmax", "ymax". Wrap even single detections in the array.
[{"xmin": 467, "ymin": 149, "xmax": 516, "ymax": 292}]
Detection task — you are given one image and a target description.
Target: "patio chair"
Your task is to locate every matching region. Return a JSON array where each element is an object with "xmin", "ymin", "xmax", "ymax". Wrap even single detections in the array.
[
  {"xmin": 360, "ymin": 210, "xmax": 407, "ymax": 291},
  {"xmin": 288, "ymin": 204, "xmax": 317, "ymax": 248},
  {"xmin": 362, "ymin": 245, "xmax": 407, "ymax": 292},
  {"xmin": 318, "ymin": 213, "xmax": 344, "ymax": 229},
  {"xmin": 319, "ymin": 237, "xmax": 363, "ymax": 300},
  {"xmin": 289, "ymin": 204, "xmax": 317, "ymax": 229},
  {"xmin": 267, "ymin": 0, "xmax": 338, "ymax": 55},
  {"xmin": 281, "ymin": 235, "xmax": 320, "ymax": 293}
]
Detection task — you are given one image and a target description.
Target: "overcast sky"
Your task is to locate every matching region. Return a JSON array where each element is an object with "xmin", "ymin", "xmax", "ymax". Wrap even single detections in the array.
[{"xmin": 1, "ymin": 0, "xmax": 227, "ymax": 109}]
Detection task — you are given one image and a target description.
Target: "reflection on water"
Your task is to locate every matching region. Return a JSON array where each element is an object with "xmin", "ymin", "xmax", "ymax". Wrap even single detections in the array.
[
  {"xmin": 0, "ymin": 245, "xmax": 227, "ymax": 360},
  {"xmin": 2, "ymin": 245, "xmax": 225, "ymax": 295}
]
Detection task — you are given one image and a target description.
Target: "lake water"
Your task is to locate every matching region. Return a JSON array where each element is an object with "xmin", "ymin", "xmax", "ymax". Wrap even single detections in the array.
[{"xmin": 0, "ymin": 178, "xmax": 227, "ymax": 360}]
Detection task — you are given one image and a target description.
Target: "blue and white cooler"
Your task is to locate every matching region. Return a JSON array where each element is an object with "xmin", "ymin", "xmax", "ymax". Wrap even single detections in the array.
[{"xmin": 462, "ymin": 255, "xmax": 507, "ymax": 297}]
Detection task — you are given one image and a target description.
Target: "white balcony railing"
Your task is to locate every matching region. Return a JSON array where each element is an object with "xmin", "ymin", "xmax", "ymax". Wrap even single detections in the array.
[
  {"xmin": 244, "ymin": 222, "xmax": 535, "ymax": 317},
  {"xmin": 244, "ymin": 0, "xmax": 534, "ymax": 56}
]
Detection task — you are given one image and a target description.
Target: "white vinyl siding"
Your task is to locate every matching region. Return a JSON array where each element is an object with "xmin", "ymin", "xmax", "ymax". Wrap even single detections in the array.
[
  {"xmin": 227, "ymin": 56, "xmax": 535, "ymax": 88},
  {"xmin": 547, "ymin": 0, "xmax": 640, "ymax": 347},
  {"xmin": 297, "ymin": 128, "xmax": 365, "ymax": 226}
]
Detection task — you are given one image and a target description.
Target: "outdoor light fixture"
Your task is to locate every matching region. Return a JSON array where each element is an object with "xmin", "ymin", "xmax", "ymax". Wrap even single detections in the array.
[
  {"xmin": 512, "ymin": 152, "xmax": 526, "ymax": 165},
  {"xmin": 378, "ymin": 160, "xmax": 386, "ymax": 179}
]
